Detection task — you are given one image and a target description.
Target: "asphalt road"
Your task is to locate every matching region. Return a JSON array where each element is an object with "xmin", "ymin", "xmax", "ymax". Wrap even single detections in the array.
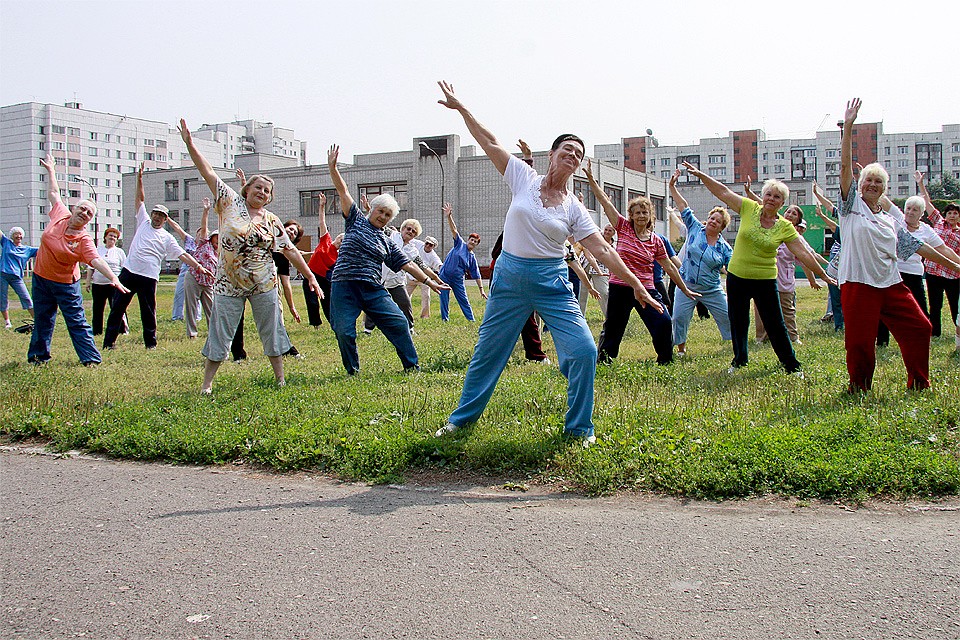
[{"xmin": 2, "ymin": 449, "xmax": 958, "ymax": 640}]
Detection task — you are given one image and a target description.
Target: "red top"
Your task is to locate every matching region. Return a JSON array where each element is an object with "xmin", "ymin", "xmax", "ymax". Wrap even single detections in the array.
[
  {"xmin": 34, "ymin": 202, "xmax": 100, "ymax": 283},
  {"xmin": 307, "ymin": 233, "xmax": 338, "ymax": 278}
]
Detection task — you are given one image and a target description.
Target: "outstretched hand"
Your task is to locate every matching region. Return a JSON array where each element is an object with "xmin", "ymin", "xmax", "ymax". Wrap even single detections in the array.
[
  {"xmin": 670, "ymin": 168, "xmax": 681, "ymax": 186},
  {"xmin": 437, "ymin": 81, "xmax": 463, "ymax": 111},
  {"xmin": 584, "ymin": 158, "xmax": 594, "ymax": 180},
  {"xmin": 443, "ymin": 202, "xmax": 453, "ymax": 218},
  {"xmin": 327, "ymin": 144, "xmax": 339, "ymax": 168},
  {"xmin": 178, "ymin": 118, "xmax": 191, "ymax": 144},
  {"xmin": 137, "ymin": 162, "xmax": 144, "ymax": 178},
  {"xmin": 844, "ymin": 98, "xmax": 861, "ymax": 126},
  {"xmin": 914, "ymin": 170, "xmax": 925, "ymax": 187},
  {"xmin": 517, "ymin": 139, "xmax": 532, "ymax": 158},
  {"xmin": 236, "ymin": 168, "xmax": 246, "ymax": 185},
  {"xmin": 40, "ymin": 154, "xmax": 55, "ymax": 172},
  {"xmin": 202, "ymin": 196, "xmax": 211, "ymax": 209},
  {"xmin": 742, "ymin": 175, "xmax": 752, "ymax": 191},
  {"xmin": 681, "ymin": 161, "xmax": 701, "ymax": 176}
]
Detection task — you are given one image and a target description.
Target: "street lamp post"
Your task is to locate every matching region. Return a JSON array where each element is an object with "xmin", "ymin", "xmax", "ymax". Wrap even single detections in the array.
[
  {"xmin": 418, "ymin": 141, "xmax": 446, "ymax": 255},
  {"xmin": 18, "ymin": 193, "xmax": 34, "ymax": 245}
]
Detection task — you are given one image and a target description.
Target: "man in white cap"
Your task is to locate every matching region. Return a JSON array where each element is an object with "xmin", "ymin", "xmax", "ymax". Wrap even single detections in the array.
[
  {"xmin": 103, "ymin": 163, "xmax": 210, "ymax": 349},
  {"xmin": 405, "ymin": 234, "xmax": 443, "ymax": 318}
]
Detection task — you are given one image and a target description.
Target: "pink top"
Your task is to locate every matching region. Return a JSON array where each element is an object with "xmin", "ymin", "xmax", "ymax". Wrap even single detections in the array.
[
  {"xmin": 33, "ymin": 202, "xmax": 99, "ymax": 284},
  {"xmin": 190, "ymin": 236, "xmax": 218, "ymax": 288},
  {"xmin": 610, "ymin": 214, "xmax": 667, "ymax": 289}
]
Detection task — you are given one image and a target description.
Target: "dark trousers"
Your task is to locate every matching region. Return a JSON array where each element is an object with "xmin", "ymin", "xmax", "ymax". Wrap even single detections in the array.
[
  {"xmin": 726, "ymin": 272, "xmax": 800, "ymax": 372},
  {"xmin": 91, "ymin": 283, "xmax": 127, "ymax": 336},
  {"xmin": 302, "ymin": 273, "xmax": 332, "ymax": 327},
  {"xmin": 104, "ymin": 268, "xmax": 157, "ymax": 349},
  {"xmin": 926, "ymin": 273, "xmax": 959, "ymax": 337},
  {"xmin": 828, "ymin": 282, "xmax": 844, "ymax": 331},
  {"xmin": 365, "ymin": 284, "xmax": 414, "ymax": 331},
  {"xmin": 877, "ymin": 272, "xmax": 927, "ymax": 346},
  {"xmin": 598, "ymin": 283, "xmax": 673, "ymax": 365},
  {"xmin": 521, "ymin": 312, "xmax": 547, "ymax": 361}
]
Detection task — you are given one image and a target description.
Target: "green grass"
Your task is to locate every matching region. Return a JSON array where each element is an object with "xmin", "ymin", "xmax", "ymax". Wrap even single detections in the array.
[{"xmin": 2, "ymin": 275, "xmax": 959, "ymax": 500}]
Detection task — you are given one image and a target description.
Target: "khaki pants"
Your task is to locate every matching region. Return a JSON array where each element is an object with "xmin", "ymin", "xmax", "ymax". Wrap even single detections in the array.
[{"xmin": 755, "ymin": 290, "xmax": 798, "ymax": 343}]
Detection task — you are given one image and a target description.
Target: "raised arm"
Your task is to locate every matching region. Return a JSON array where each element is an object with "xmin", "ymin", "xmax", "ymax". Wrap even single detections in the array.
[
  {"xmin": 580, "ymin": 232, "xmax": 663, "ymax": 313},
  {"xmin": 785, "ymin": 238, "xmax": 834, "ymax": 288},
  {"xmin": 135, "ymin": 162, "xmax": 145, "ymax": 209},
  {"xmin": 327, "ymin": 145, "xmax": 355, "ymax": 217},
  {"xmin": 742, "ymin": 175, "xmax": 761, "ymax": 203},
  {"xmin": 315, "ymin": 192, "xmax": 328, "ymax": 237},
  {"xmin": 914, "ymin": 171, "xmax": 936, "ymax": 215},
  {"xmin": 437, "ymin": 81, "xmax": 511, "ymax": 175},
  {"xmin": 917, "ymin": 243, "xmax": 960, "ymax": 273},
  {"xmin": 164, "ymin": 215, "xmax": 188, "ymax": 243},
  {"xmin": 812, "ymin": 181, "xmax": 836, "ymax": 214},
  {"xmin": 443, "ymin": 202, "xmax": 458, "ymax": 239},
  {"xmin": 197, "ymin": 197, "xmax": 211, "ymax": 240},
  {"xmin": 812, "ymin": 201, "xmax": 837, "ymax": 232},
  {"xmin": 583, "ymin": 159, "xmax": 620, "ymax": 227},
  {"xmin": 178, "ymin": 119, "xmax": 219, "ymax": 194},
  {"xmin": 517, "ymin": 139, "xmax": 533, "ymax": 166},
  {"xmin": 39, "ymin": 154, "xmax": 62, "ymax": 209},
  {"xmin": 669, "ymin": 169, "xmax": 689, "ymax": 211},
  {"xmin": 682, "ymin": 161, "xmax": 744, "ymax": 212},
  {"xmin": 840, "ymin": 98, "xmax": 861, "ymax": 200},
  {"xmin": 283, "ymin": 246, "xmax": 322, "ymax": 299}
]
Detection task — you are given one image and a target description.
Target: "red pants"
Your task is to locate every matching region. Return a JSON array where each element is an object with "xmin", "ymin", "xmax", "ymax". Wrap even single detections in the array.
[{"xmin": 841, "ymin": 281, "xmax": 932, "ymax": 391}]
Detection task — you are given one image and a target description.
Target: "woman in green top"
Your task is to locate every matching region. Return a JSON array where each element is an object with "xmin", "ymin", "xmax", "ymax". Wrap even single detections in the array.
[{"xmin": 682, "ymin": 162, "xmax": 834, "ymax": 375}]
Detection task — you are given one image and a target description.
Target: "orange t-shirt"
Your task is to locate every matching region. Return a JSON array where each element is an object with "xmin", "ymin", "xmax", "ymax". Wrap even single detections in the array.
[{"xmin": 34, "ymin": 202, "xmax": 100, "ymax": 284}]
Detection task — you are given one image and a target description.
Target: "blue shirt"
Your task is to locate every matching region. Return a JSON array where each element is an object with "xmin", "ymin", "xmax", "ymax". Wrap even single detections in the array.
[
  {"xmin": 439, "ymin": 233, "xmax": 482, "ymax": 282},
  {"xmin": 0, "ymin": 234, "xmax": 39, "ymax": 277},
  {"xmin": 331, "ymin": 203, "xmax": 409, "ymax": 284},
  {"xmin": 678, "ymin": 208, "xmax": 732, "ymax": 291},
  {"xmin": 651, "ymin": 233, "xmax": 676, "ymax": 283}
]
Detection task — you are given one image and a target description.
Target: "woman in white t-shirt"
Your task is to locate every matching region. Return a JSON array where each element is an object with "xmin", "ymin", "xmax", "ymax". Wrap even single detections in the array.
[
  {"xmin": 85, "ymin": 227, "xmax": 127, "ymax": 336},
  {"xmin": 838, "ymin": 99, "xmax": 960, "ymax": 391},
  {"xmin": 434, "ymin": 81, "xmax": 661, "ymax": 444}
]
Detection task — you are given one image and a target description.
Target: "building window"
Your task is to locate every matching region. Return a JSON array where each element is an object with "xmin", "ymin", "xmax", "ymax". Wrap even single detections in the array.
[
  {"xmin": 898, "ymin": 186, "xmax": 909, "ymax": 195},
  {"xmin": 88, "ymin": 147, "xmax": 97, "ymax": 156},
  {"xmin": 51, "ymin": 124, "xmax": 65, "ymax": 134},
  {"xmin": 708, "ymin": 154, "xmax": 726, "ymax": 164},
  {"xmin": 826, "ymin": 150, "xmax": 836, "ymax": 158},
  {"xmin": 68, "ymin": 143, "xmax": 81, "ymax": 153},
  {"xmin": 661, "ymin": 158, "xmax": 671, "ymax": 166},
  {"xmin": 128, "ymin": 152, "xmax": 137, "ymax": 160},
  {"xmin": 572, "ymin": 179, "xmax": 598, "ymax": 211},
  {"xmin": 708, "ymin": 167, "xmax": 727, "ymax": 177},
  {"xmin": 68, "ymin": 159, "xmax": 81, "ymax": 168},
  {"xmin": 604, "ymin": 185, "xmax": 623, "ymax": 214},
  {"xmin": 898, "ymin": 146, "xmax": 908, "ymax": 154},
  {"xmin": 952, "ymin": 157, "xmax": 960, "ymax": 167},
  {"xmin": 51, "ymin": 141, "xmax": 65, "ymax": 151},
  {"xmin": 88, "ymin": 162, "xmax": 98, "ymax": 170},
  {"xmin": 144, "ymin": 139, "xmax": 155, "ymax": 146},
  {"xmin": 156, "ymin": 140, "xmax": 166, "ymax": 148},
  {"xmin": 89, "ymin": 132, "xmax": 98, "ymax": 140},
  {"xmin": 165, "ymin": 180, "xmax": 179, "ymax": 201},
  {"xmin": 762, "ymin": 153, "xmax": 768, "ymax": 160},
  {"xmin": 183, "ymin": 178, "xmax": 198, "ymax": 201},
  {"xmin": 774, "ymin": 152, "xmax": 785, "ymax": 160},
  {"xmin": 897, "ymin": 159, "xmax": 909, "ymax": 168},
  {"xmin": 144, "ymin": 152, "xmax": 155, "ymax": 161},
  {"xmin": 127, "ymin": 137, "xmax": 137, "ymax": 145},
  {"xmin": 300, "ymin": 188, "xmax": 341, "ymax": 218},
  {"xmin": 661, "ymin": 170, "xmax": 670, "ymax": 178},
  {"xmin": 359, "ymin": 183, "xmax": 408, "ymax": 214},
  {"xmin": 67, "ymin": 127, "xmax": 80, "ymax": 136}
]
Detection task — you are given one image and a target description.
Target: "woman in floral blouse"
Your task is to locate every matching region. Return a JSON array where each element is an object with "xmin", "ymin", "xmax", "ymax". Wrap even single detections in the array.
[{"xmin": 179, "ymin": 119, "xmax": 322, "ymax": 393}]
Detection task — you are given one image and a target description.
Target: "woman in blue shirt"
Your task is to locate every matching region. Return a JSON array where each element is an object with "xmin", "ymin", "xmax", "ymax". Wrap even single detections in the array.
[
  {"xmin": 1, "ymin": 226, "xmax": 39, "ymax": 329},
  {"xmin": 668, "ymin": 170, "xmax": 734, "ymax": 357},
  {"xmin": 438, "ymin": 203, "xmax": 486, "ymax": 321}
]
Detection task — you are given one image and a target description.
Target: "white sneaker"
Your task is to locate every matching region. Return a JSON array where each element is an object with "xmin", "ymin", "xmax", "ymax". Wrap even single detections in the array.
[
  {"xmin": 538, "ymin": 358, "xmax": 551, "ymax": 365},
  {"xmin": 581, "ymin": 435, "xmax": 597, "ymax": 448},
  {"xmin": 435, "ymin": 422, "xmax": 459, "ymax": 437},
  {"xmin": 4, "ymin": 320, "xmax": 11, "ymax": 329},
  {"xmin": 727, "ymin": 366, "xmax": 738, "ymax": 374},
  {"xmin": 791, "ymin": 370, "xmax": 804, "ymax": 379}
]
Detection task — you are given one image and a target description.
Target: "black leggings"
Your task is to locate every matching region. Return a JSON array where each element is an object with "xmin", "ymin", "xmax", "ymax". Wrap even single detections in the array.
[{"xmin": 926, "ymin": 273, "xmax": 959, "ymax": 337}]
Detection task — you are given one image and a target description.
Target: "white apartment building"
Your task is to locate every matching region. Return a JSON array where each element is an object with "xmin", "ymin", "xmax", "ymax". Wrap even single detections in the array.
[{"xmin": 0, "ymin": 102, "xmax": 308, "ymax": 246}]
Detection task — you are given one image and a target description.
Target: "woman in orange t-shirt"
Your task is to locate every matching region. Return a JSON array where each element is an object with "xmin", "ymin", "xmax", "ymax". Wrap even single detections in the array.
[{"xmin": 27, "ymin": 155, "xmax": 128, "ymax": 365}]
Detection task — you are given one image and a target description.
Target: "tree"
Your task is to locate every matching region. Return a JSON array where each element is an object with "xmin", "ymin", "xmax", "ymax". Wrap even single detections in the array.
[{"xmin": 927, "ymin": 174, "xmax": 960, "ymax": 200}]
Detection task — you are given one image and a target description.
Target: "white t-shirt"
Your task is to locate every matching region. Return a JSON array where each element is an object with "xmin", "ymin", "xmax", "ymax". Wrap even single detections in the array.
[
  {"xmin": 501, "ymin": 155, "xmax": 598, "ymax": 259},
  {"xmin": 92, "ymin": 245, "xmax": 127, "ymax": 285},
  {"xmin": 382, "ymin": 231, "xmax": 418, "ymax": 289},
  {"xmin": 837, "ymin": 189, "xmax": 921, "ymax": 288},
  {"xmin": 123, "ymin": 203, "xmax": 186, "ymax": 280},
  {"xmin": 408, "ymin": 238, "xmax": 441, "ymax": 283},
  {"xmin": 886, "ymin": 205, "xmax": 944, "ymax": 276}
]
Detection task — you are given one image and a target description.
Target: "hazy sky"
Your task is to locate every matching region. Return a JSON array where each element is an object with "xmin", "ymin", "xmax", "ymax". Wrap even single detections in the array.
[{"xmin": 3, "ymin": 0, "xmax": 958, "ymax": 162}]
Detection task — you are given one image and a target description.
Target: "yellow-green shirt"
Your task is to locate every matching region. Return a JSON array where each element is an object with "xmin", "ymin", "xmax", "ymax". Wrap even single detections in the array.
[{"xmin": 728, "ymin": 199, "xmax": 799, "ymax": 280}]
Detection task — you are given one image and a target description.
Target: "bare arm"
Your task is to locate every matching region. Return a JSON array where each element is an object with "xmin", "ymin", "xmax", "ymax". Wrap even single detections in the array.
[
  {"xmin": 812, "ymin": 202, "xmax": 837, "ymax": 232},
  {"xmin": 683, "ymin": 161, "xmax": 744, "ymax": 212},
  {"xmin": 164, "ymin": 216, "xmax": 188, "ymax": 243},
  {"xmin": 658, "ymin": 255, "xmax": 700, "ymax": 299},
  {"xmin": 444, "ymin": 202, "xmax": 458, "ymax": 239},
  {"xmin": 197, "ymin": 197, "xmax": 211, "ymax": 240},
  {"xmin": 933, "ymin": 242, "xmax": 960, "ymax": 266},
  {"xmin": 327, "ymin": 145, "xmax": 355, "ymax": 216},
  {"xmin": 401, "ymin": 262, "xmax": 450, "ymax": 293},
  {"xmin": 567, "ymin": 257, "xmax": 599, "ymax": 299},
  {"xmin": 914, "ymin": 171, "xmax": 936, "ymax": 215},
  {"xmin": 917, "ymin": 243, "xmax": 960, "ymax": 272},
  {"xmin": 39, "ymin": 154, "xmax": 62, "ymax": 209},
  {"xmin": 785, "ymin": 238, "xmax": 834, "ymax": 288},
  {"xmin": 178, "ymin": 119, "xmax": 219, "ymax": 195},
  {"xmin": 584, "ymin": 159, "xmax": 620, "ymax": 227},
  {"xmin": 316, "ymin": 192, "xmax": 328, "ymax": 237},
  {"xmin": 840, "ymin": 99, "xmax": 861, "ymax": 200},
  {"xmin": 89, "ymin": 258, "xmax": 129, "ymax": 294},
  {"xmin": 282, "ymin": 246, "xmax": 322, "ymax": 299},
  {"xmin": 742, "ymin": 175, "xmax": 761, "ymax": 203},
  {"xmin": 669, "ymin": 169, "xmax": 689, "ymax": 211},
  {"xmin": 135, "ymin": 162, "xmax": 145, "ymax": 209},
  {"xmin": 278, "ymin": 274, "xmax": 300, "ymax": 322},
  {"xmin": 437, "ymin": 81, "xmax": 511, "ymax": 175},
  {"xmin": 177, "ymin": 252, "xmax": 207, "ymax": 274},
  {"xmin": 580, "ymin": 232, "xmax": 663, "ymax": 313}
]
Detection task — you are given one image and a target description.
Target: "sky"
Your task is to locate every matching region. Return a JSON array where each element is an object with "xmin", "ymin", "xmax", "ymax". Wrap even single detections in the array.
[{"xmin": 2, "ymin": 0, "xmax": 958, "ymax": 163}]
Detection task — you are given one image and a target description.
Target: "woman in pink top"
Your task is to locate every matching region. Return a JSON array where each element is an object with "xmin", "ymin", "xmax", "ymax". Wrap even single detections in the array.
[
  {"xmin": 584, "ymin": 160, "xmax": 699, "ymax": 365},
  {"xmin": 28, "ymin": 154, "xmax": 129, "ymax": 365}
]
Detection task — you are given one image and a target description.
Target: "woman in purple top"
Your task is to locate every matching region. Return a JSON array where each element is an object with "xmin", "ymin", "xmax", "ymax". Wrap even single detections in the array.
[{"xmin": 437, "ymin": 203, "xmax": 487, "ymax": 321}]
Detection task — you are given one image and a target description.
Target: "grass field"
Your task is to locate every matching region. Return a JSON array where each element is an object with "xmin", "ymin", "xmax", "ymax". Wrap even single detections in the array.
[{"xmin": 2, "ymin": 276, "xmax": 958, "ymax": 500}]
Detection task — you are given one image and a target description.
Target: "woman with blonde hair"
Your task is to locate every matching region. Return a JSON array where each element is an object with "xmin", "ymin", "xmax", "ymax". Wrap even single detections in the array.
[{"xmin": 683, "ymin": 162, "xmax": 833, "ymax": 375}]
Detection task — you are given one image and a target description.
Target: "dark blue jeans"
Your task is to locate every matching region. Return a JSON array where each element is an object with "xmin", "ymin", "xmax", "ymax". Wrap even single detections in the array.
[
  {"xmin": 28, "ymin": 274, "xmax": 101, "ymax": 364},
  {"xmin": 598, "ymin": 283, "xmax": 673, "ymax": 365},
  {"xmin": 330, "ymin": 280, "xmax": 418, "ymax": 374}
]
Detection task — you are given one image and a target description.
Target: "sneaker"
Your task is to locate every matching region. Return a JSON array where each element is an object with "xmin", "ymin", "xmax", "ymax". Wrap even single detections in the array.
[
  {"xmin": 793, "ymin": 339, "xmax": 803, "ymax": 346},
  {"xmin": 581, "ymin": 435, "xmax": 597, "ymax": 448},
  {"xmin": 791, "ymin": 370, "xmax": 804, "ymax": 379},
  {"xmin": 676, "ymin": 350, "xmax": 686, "ymax": 358},
  {"xmin": 537, "ymin": 357, "xmax": 551, "ymax": 365},
  {"xmin": 727, "ymin": 365, "xmax": 738, "ymax": 374},
  {"xmin": 4, "ymin": 320, "xmax": 11, "ymax": 329},
  {"xmin": 435, "ymin": 422, "xmax": 459, "ymax": 437},
  {"xmin": 819, "ymin": 313, "xmax": 834, "ymax": 323},
  {"xmin": 362, "ymin": 328, "xmax": 373, "ymax": 335}
]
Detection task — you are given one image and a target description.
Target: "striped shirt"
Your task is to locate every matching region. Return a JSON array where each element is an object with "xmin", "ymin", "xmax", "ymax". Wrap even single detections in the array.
[{"xmin": 331, "ymin": 203, "xmax": 409, "ymax": 284}]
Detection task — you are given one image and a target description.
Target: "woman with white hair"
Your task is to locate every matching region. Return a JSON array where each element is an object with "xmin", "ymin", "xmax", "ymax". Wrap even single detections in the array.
[
  {"xmin": 915, "ymin": 172, "xmax": 960, "ymax": 338},
  {"xmin": 179, "ymin": 119, "xmax": 322, "ymax": 393},
  {"xmin": 1, "ymin": 225, "xmax": 38, "ymax": 329},
  {"xmin": 327, "ymin": 144, "xmax": 448, "ymax": 374},
  {"xmin": 28, "ymin": 155, "xmax": 128, "ymax": 364},
  {"xmin": 838, "ymin": 99, "xmax": 960, "ymax": 391},
  {"xmin": 682, "ymin": 161, "xmax": 833, "ymax": 375}
]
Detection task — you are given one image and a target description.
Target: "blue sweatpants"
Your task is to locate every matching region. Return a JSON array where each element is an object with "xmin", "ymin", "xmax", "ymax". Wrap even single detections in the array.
[
  {"xmin": 438, "ymin": 274, "xmax": 475, "ymax": 321},
  {"xmin": 672, "ymin": 285, "xmax": 731, "ymax": 346},
  {"xmin": 448, "ymin": 252, "xmax": 596, "ymax": 437}
]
